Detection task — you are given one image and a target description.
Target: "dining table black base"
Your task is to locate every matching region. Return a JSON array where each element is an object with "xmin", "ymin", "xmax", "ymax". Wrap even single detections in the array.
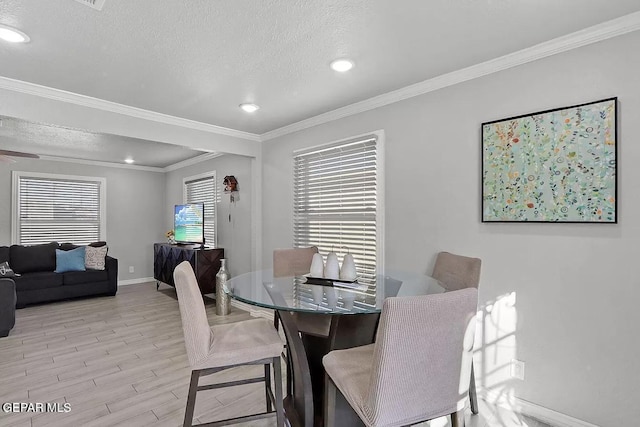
[
  {"xmin": 325, "ymin": 376, "xmax": 367, "ymax": 427},
  {"xmin": 276, "ymin": 310, "xmax": 380, "ymax": 427}
]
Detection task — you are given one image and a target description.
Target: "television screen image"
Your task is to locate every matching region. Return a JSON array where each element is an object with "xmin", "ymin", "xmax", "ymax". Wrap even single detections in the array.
[{"xmin": 174, "ymin": 203, "xmax": 204, "ymax": 244}]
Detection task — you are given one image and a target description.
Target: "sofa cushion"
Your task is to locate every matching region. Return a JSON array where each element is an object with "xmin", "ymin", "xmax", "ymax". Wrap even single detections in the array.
[
  {"xmin": 62, "ymin": 270, "xmax": 109, "ymax": 286},
  {"xmin": 0, "ymin": 246, "xmax": 9, "ymax": 264},
  {"xmin": 85, "ymin": 245, "xmax": 108, "ymax": 270},
  {"xmin": 60, "ymin": 241, "xmax": 107, "ymax": 251},
  {"xmin": 13, "ymin": 272, "xmax": 64, "ymax": 292},
  {"xmin": 55, "ymin": 247, "xmax": 86, "ymax": 273},
  {"xmin": 59, "ymin": 243, "xmax": 79, "ymax": 252},
  {"xmin": 10, "ymin": 242, "xmax": 58, "ymax": 274}
]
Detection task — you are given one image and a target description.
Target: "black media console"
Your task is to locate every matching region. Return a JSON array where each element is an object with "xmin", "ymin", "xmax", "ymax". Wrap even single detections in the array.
[{"xmin": 153, "ymin": 243, "xmax": 224, "ymax": 294}]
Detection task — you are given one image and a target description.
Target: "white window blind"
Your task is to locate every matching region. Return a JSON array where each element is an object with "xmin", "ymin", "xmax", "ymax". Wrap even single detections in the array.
[
  {"xmin": 184, "ymin": 172, "xmax": 216, "ymax": 247},
  {"xmin": 13, "ymin": 172, "xmax": 105, "ymax": 245},
  {"xmin": 294, "ymin": 136, "xmax": 378, "ymax": 296}
]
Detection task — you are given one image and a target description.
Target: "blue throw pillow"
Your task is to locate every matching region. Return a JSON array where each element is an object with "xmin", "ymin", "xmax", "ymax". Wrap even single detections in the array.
[{"xmin": 55, "ymin": 247, "xmax": 86, "ymax": 273}]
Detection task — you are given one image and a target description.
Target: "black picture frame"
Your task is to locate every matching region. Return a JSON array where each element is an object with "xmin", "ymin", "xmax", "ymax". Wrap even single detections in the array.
[{"xmin": 481, "ymin": 97, "xmax": 617, "ymax": 223}]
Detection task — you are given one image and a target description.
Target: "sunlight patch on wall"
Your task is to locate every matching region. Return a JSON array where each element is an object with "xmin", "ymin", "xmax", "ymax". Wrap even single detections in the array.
[{"xmin": 475, "ymin": 292, "xmax": 519, "ymax": 408}]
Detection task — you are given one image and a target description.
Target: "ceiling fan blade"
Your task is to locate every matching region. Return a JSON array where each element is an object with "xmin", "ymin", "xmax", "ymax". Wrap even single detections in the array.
[
  {"xmin": 0, "ymin": 149, "xmax": 39, "ymax": 159},
  {"xmin": 0, "ymin": 155, "xmax": 17, "ymax": 163}
]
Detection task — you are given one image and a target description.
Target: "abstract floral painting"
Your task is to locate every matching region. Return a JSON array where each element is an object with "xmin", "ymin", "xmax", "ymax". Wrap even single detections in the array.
[{"xmin": 482, "ymin": 98, "xmax": 617, "ymax": 223}]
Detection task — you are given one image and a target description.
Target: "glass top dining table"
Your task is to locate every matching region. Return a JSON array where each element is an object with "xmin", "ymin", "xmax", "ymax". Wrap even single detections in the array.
[
  {"xmin": 223, "ymin": 269, "xmax": 446, "ymax": 315},
  {"xmin": 223, "ymin": 269, "xmax": 446, "ymax": 427}
]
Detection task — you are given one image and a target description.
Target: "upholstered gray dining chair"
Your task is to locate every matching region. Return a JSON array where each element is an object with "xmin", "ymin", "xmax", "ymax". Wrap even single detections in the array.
[
  {"xmin": 273, "ymin": 246, "xmax": 333, "ymax": 337},
  {"xmin": 432, "ymin": 251, "xmax": 482, "ymax": 415},
  {"xmin": 173, "ymin": 261, "xmax": 284, "ymax": 427},
  {"xmin": 273, "ymin": 246, "xmax": 332, "ymax": 397},
  {"xmin": 432, "ymin": 251, "xmax": 481, "ymax": 292},
  {"xmin": 323, "ymin": 288, "xmax": 478, "ymax": 427},
  {"xmin": 273, "ymin": 246, "xmax": 319, "ymax": 278}
]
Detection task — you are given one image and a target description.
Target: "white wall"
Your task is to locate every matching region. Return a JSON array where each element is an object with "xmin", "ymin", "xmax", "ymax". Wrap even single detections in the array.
[
  {"xmin": 261, "ymin": 31, "xmax": 640, "ymax": 426},
  {"xmin": 165, "ymin": 154, "xmax": 253, "ymax": 276},
  {"xmin": 0, "ymin": 158, "xmax": 165, "ymax": 281}
]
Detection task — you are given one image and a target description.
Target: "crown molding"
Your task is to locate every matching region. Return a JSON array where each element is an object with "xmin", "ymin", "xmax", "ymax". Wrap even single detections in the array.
[
  {"xmin": 261, "ymin": 11, "xmax": 640, "ymax": 141},
  {"xmin": 0, "ymin": 76, "xmax": 261, "ymax": 142},
  {"xmin": 162, "ymin": 152, "xmax": 224, "ymax": 172},
  {"xmin": 39, "ymin": 155, "xmax": 165, "ymax": 172},
  {"xmin": 1, "ymin": 12, "xmax": 639, "ymax": 145}
]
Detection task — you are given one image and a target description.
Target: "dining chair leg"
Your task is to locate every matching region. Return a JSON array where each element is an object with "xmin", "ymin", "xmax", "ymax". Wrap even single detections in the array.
[
  {"xmin": 451, "ymin": 409, "xmax": 465, "ymax": 427},
  {"xmin": 469, "ymin": 363, "xmax": 478, "ymax": 415},
  {"xmin": 264, "ymin": 363, "xmax": 273, "ymax": 413},
  {"xmin": 273, "ymin": 356, "xmax": 285, "ymax": 427},
  {"xmin": 183, "ymin": 370, "xmax": 200, "ymax": 427}
]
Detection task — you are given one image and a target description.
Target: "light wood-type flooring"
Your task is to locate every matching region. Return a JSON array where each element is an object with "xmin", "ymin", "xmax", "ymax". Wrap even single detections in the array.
[{"xmin": 0, "ymin": 282, "xmax": 551, "ymax": 427}]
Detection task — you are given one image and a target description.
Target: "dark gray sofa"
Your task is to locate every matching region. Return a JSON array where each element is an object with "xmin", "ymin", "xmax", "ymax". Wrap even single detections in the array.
[
  {"xmin": 0, "ymin": 242, "xmax": 118, "ymax": 308},
  {"xmin": 0, "ymin": 278, "xmax": 16, "ymax": 337}
]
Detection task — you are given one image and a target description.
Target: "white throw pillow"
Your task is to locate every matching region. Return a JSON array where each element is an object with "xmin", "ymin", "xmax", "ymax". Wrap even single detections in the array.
[{"xmin": 85, "ymin": 245, "xmax": 108, "ymax": 270}]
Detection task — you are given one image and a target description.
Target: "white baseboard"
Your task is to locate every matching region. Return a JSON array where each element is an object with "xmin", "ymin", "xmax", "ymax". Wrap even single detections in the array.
[
  {"xmin": 481, "ymin": 388, "xmax": 600, "ymax": 427},
  {"xmin": 118, "ymin": 277, "xmax": 155, "ymax": 286}
]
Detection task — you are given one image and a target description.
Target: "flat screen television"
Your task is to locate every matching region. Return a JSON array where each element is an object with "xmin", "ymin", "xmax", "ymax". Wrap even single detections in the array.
[{"xmin": 174, "ymin": 203, "xmax": 205, "ymax": 245}]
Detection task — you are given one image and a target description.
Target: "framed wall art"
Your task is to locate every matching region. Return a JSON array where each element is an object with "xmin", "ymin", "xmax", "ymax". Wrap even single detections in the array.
[{"xmin": 482, "ymin": 97, "xmax": 617, "ymax": 223}]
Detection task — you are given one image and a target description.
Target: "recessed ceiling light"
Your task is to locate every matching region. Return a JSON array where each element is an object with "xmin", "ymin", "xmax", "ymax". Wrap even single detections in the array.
[
  {"xmin": 124, "ymin": 158, "xmax": 135, "ymax": 164},
  {"xmin": 239, "ymin": 103, "xmax": 260, "ymax": 113},
  {"xmin": 0, "ymin": 24, "xmax": 30, "ymax": 43},
  {"xmin": 330, "ymin": 59, "xmax": 354, "ymax": 72}
]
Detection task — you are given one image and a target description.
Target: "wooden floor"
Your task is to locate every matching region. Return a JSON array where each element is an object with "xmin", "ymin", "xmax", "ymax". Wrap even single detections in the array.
[{"xmin": 0, "ymin": 283, "xmax": 551, "ymax": 427}]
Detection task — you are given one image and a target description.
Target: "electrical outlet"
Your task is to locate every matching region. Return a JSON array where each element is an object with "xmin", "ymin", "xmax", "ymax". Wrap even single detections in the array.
[
  {"xmin": 511, "ymin": 359, "xmax": 525, "ymax": 380},
  {"xmin": 129, "ymin": 266, "xmax": 134, "ymax": 273}
]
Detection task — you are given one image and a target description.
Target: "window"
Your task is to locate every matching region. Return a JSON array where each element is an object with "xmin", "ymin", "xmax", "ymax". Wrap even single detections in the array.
[
  {"xmin": 183, "ymin": 172, "xmax": 217, "ymax": 247},
  {"xmin": 293, "ymin": 134, "xmax": 382, "ymax": 293},
  {"xmin": 12, "ymin": 172, "xmax": 106, "ymax": 245}
]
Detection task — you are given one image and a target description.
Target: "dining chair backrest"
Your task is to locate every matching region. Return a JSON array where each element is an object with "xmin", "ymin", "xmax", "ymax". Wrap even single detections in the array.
[
  {"xmin": 432, "ymin": 251, "xmax": 481, "ymax": 292},
  {"xmin": 174, "ymin": 261, "xmax": 214, "ymax": 367},
  {"xmin": 366, "ymin": 288, "xmax": 478, "ymax": 426},
  {"xmin": 273, "ymin": 246, "xmax": 318, "ymax": 278}
]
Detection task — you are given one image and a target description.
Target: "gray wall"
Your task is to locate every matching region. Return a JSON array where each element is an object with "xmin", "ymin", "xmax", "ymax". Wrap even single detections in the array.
[
  {"xmin": 0, "ymin": 158, "xmax": 165, "ymax": 281},
  {"xmin": 165, "ymin": 154, "xmax": 253, "ymax": 276},
  {"xmin": 261, "ymin": 32, "xmax": 640, "ymax": 426},
  {"xmin": 0, "ymin": 87, "xmax": 261, "ymax": 158}
]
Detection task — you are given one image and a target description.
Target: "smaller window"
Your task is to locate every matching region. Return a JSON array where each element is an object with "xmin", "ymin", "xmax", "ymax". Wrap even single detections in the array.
[
  {"xmin": 183, "ymin": 172, "xmax": 217, "ymax": 247},
  {"xmin": 12, "ymin": 171, "xmax": 106, "ymax": 245}
]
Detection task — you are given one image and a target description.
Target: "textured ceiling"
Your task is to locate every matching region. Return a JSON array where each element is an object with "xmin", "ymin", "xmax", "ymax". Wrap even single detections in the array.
[
  {"xmin": 0, "ymin": 0, "xmax": 639, "ymax": 165},
  {"xmin": 0, "ymin": 116, "xmax": 206, "ymax": 168}
]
